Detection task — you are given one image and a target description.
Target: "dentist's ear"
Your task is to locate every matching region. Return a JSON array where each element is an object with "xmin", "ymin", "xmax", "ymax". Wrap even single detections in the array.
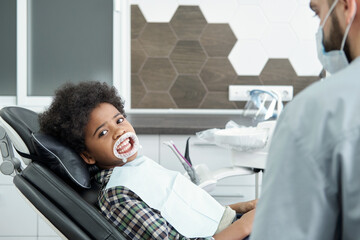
[
  {"xmin": 341, "ymin": 0, "xmax": 357, "ymax": 24},
  {"xmin": 80, "ymin": 151, "xmax": 96, "ymax": 165}
]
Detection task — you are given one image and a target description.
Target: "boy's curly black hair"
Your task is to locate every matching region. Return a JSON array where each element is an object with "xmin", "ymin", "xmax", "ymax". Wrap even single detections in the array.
[{"xmin": 39, "ymin": 81, "xmax": 126, "ymax": 154}]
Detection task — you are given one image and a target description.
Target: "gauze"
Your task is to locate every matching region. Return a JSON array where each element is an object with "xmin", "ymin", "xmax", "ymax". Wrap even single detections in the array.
[{"xmin": 113, "ymin": 132, "xmax": 139, "ymax": 163}]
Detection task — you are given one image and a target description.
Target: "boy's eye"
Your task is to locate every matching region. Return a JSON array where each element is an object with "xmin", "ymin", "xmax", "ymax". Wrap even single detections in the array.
[
  {"xmin": 99, "ymin": 130, "xmax": 108, "ymax": 138},
  {"xmin": 117, "ymin": 117, "xmax": 124, "ymax": 124}
]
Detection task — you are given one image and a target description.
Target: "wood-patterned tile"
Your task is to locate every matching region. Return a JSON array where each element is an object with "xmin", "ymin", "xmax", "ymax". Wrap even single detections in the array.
[
  {"xmin": 200, "ymin": 92, "xmax": 237, "ymax": 109},
  {"xmin": 170, "ymin": 6, "xmax": 207, "ymax": 40},
  {"xmin": 200, "ymin": 24, "xmax": 237, "ymax": 57},
  {"xmin": 131, "ymin": 39, "xmax": 147, "ymax": 74},
  {"xmin": 260, "ymin": 59, "xmax": 297, "ymax": 85},
  {"xmin": 139, "ymin": 23, "xmax": 177, "ymax": 57},
  {"xmin": 200, "ymin": 58, "xmax": 237, "ymax": 91},
  {"xmin": 140, "ymin": 58, "xmax": 177, "ymax": 91},
  {"xmin": 137, "ymin": 92, "xmax": 177, "ymax": 109},
  {"xmin": 233, "ymin": 75, "xmax": 263, "ymax": 85},
  {"xmin": 131, "ymin": 74, "xmax": 146, "ymax": 108},
  {"xmin": 131, "ymin": 5, "xmax": 146, "ymax": 39},
  {"xmin": 170, "ymin": 40, "xmax": 207, "ymax": 74},
  {"xmin": 170, "ymin": 75, "xmax": 206, "ymax": 108}
]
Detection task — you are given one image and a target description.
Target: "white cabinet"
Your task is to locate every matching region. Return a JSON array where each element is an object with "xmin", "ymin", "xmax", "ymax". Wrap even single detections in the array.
[
  {"xmin": 0, "ymin": 185, "xmax": 38, "ymax": 237},
  {"xmin": 157, "ymin": 134, "xmax": 261, "ymax": 204},
  {"xmin": 211, "ymin": 185, "xmax": 257, "ymax": 206}
]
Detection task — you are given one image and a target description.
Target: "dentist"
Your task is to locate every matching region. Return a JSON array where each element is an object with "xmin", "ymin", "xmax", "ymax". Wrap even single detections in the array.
[{"xmin": 250, "ymin": 0, "xmax": 360, "ymax": 239}]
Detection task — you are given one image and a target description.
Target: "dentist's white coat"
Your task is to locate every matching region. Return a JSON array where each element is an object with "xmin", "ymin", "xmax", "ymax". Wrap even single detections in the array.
[{"xmin": 251, "ymin": 57, "xmax": 360, "ymax": 240}]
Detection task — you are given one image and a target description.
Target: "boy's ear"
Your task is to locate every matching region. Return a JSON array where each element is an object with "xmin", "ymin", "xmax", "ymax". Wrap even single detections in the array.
[{"xmin": 80, "ymin": 151, "xmax": 96, "ymax": 165}]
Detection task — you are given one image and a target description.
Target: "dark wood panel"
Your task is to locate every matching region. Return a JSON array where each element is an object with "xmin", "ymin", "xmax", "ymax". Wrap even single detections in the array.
[
  {"xmin": 170, "ymin": 6, "xmax": 207, "ymax": 40},
  {"xmin": 170, "ymin": 75, "xmax": 206, "ymax": 108},
  {"xmin": 170, "ymin": 40, "xmax": 207, "ymax": 74},
  {"xmin": 200, "ymin": 24, "xmax": 237, "ymax": 57}
]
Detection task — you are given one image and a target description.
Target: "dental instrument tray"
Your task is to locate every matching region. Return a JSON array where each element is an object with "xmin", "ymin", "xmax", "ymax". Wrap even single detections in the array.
[
  {"xmin": 214, "ymin": 127, "xmax": 268, "ymax": 150},
  {"xmin": 196, "ymin": 120, "xmax": 273, "ymax": 152}
]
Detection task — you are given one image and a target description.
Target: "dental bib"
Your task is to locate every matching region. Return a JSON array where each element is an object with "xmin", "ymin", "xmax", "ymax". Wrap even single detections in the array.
[{"xmin": 105, "ymin": 155, "xmax": 225, "ymax": 238}]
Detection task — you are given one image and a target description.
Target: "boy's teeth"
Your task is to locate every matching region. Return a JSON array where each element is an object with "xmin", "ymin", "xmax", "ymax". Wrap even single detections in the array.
[
  {"xmin": 113, "ymin": 132, "xmax": 139, "ymax": 159},
  {"xmin": 117, "ymin": 138, "xmax": 131, "ymax": 153},
  {"xmin": 119, "ymin": 139, "xmax": 129, "ymax": 147}
]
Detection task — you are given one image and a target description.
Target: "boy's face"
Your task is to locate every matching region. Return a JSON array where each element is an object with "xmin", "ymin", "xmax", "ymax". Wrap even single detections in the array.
[{"xmin": 80, "ymin": 102, "xmax": 138, "ymax": 169}]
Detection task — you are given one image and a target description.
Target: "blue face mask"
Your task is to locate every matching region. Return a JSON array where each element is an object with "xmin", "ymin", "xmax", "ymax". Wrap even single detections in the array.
[{"xmin": 316, "ymin": 0, "xmax": 356, "ymax": 74}]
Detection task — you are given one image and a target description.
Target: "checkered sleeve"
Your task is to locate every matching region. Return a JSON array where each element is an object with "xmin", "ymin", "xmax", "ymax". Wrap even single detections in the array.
[{"xmin": 99, "ymin": 186, "xmax": 193, "ymax": 240}]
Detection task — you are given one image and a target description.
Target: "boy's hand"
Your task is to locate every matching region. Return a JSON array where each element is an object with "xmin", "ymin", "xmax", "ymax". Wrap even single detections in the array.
[
  {"xmin": 229, "ymin": 199, "xmax": 258, "ymax": 214},
  {"xmin": 213, "ymin": 209, "xmax": 256, "ymax": 240}
]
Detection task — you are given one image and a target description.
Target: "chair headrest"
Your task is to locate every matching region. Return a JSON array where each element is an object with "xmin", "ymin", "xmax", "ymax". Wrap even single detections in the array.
[
  {"xmin": 32, "ymin": 133, "xmax": 91, "ymax": 189},
  {"xmin": 0, "ymin": 106, "xmax": 92, "ymax": 188},
  {"xmin": 0, "ymin": 106, "xmax": 40, "ymax": 155}
]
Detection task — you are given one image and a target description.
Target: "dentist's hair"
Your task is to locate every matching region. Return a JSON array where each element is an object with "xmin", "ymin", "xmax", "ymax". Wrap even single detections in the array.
[{"xmin": 39, "ymin": 81, "xmax": 126, "ymax": 154}]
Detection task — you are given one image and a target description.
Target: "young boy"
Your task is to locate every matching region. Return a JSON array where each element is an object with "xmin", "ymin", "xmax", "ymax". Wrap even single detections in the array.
[{"xmin": 39, "ymin": 81, "xmax": 256, "ymax": 240}]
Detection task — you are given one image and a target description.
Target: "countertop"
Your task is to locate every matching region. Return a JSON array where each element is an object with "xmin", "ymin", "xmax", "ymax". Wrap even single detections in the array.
[{"xmin": 127, "ymin": 113, "xmax": 256, "ymax": 135}]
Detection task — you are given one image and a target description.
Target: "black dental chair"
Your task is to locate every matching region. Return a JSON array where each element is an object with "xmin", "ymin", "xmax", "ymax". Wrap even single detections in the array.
[{"xmin": 0, "ymin": 106, "xmax": 126, "ymax": 240}]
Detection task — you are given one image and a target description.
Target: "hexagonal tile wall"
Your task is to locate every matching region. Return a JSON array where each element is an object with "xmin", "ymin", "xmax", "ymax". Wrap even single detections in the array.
[
  {"xmin": 229, "ymin": 5, "xmax": 269, "ymax": 40},
  {"xmin": 140, "ymin": 58, "xmax": 177, "ymax": 91},
  {"xmin": 139, "ymin": 23, "xmax": 177, "ymax": 57},
  {"xmin": 200, "ymin": 92, "xmax": 237, "ymax": 109},
  {"xmin": 289, "ymin": 41, "xmax": 323, "ymax": 76},
  {"xmin": 138, "ymin": 0, "xmax": 179, "ymax": 22},
  {"xmin": 131, "ymin": 74, "xmax": 146, "ymax": 108},
  {"xmin": 170, "ymin": 6, "xmax": 207, "ymax": 40},
  {"xmin": 234, "ymin": 76, "xmax": 263, "ymax": 85},
  {"xmin": 131, "ymin": 3, "xmax": 322, "ymax": 109},
  {"xmin": 260, "ymin": 0, "xmax": 298, "ymax": 22},
  {"xmin": 170, "ymin": 40, "xmax": 207, "ymax": 74},
  {"xmin": 131, "ymin": 39, "xmax": 147, "ymax": 74},
  {"xmin": 200, "ymin": 24, "xmax": 237, "ymax": 57},
  {"xmin": 200, "ymin": 58, "xmax": 237, "ymax": 92},
  {"xmin": 229, "ymin": 40, "xmax": 268, "ymax": 76},
  {"xmin": 260, "ymin": 59, "xmax": 298, "ymax": 85},
  {"xmin": 170, "ymin": 75, "xmax": 206, "ymax": 108},
  {"xmin": 138, "ymin": 92, "xmax": 177, "ymax": 109},
  {"xmin": 199, "ymin": 0, "xmax": 238, "ymax": 23},
  {"xmin": 131, "ymin": 5, "xmax": 146, "ymax": 39},
  {"xmin": 261, "ymin": 24, "xmax": 298, "ymax": 58}
]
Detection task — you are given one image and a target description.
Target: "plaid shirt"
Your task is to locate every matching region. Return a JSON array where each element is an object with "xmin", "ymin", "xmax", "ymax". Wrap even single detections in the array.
[{"xmin": 95, "ymin": 168, "xmax": 206, "ymax": 240}]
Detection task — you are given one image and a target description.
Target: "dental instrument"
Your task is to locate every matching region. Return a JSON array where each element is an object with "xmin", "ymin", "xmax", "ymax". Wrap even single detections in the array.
[{"xmin": 162, "ymin": 140, "xmax": 199, "ymax": 184}]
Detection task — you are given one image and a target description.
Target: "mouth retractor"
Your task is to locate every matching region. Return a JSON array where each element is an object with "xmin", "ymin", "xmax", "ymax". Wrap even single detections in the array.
[{"xmin": 113, "ymin": 132, "xmax": 139, "ymax": 163}]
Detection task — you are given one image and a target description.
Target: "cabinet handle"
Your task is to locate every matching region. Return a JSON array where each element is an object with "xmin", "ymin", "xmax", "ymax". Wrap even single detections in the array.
[
  {"xmin": 191, "ymin": 142, "xmax": 216, "ymax": 146},
  {"xmin": 211, "ymin": 195, "xmax": 245, "ymax": 198}
]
